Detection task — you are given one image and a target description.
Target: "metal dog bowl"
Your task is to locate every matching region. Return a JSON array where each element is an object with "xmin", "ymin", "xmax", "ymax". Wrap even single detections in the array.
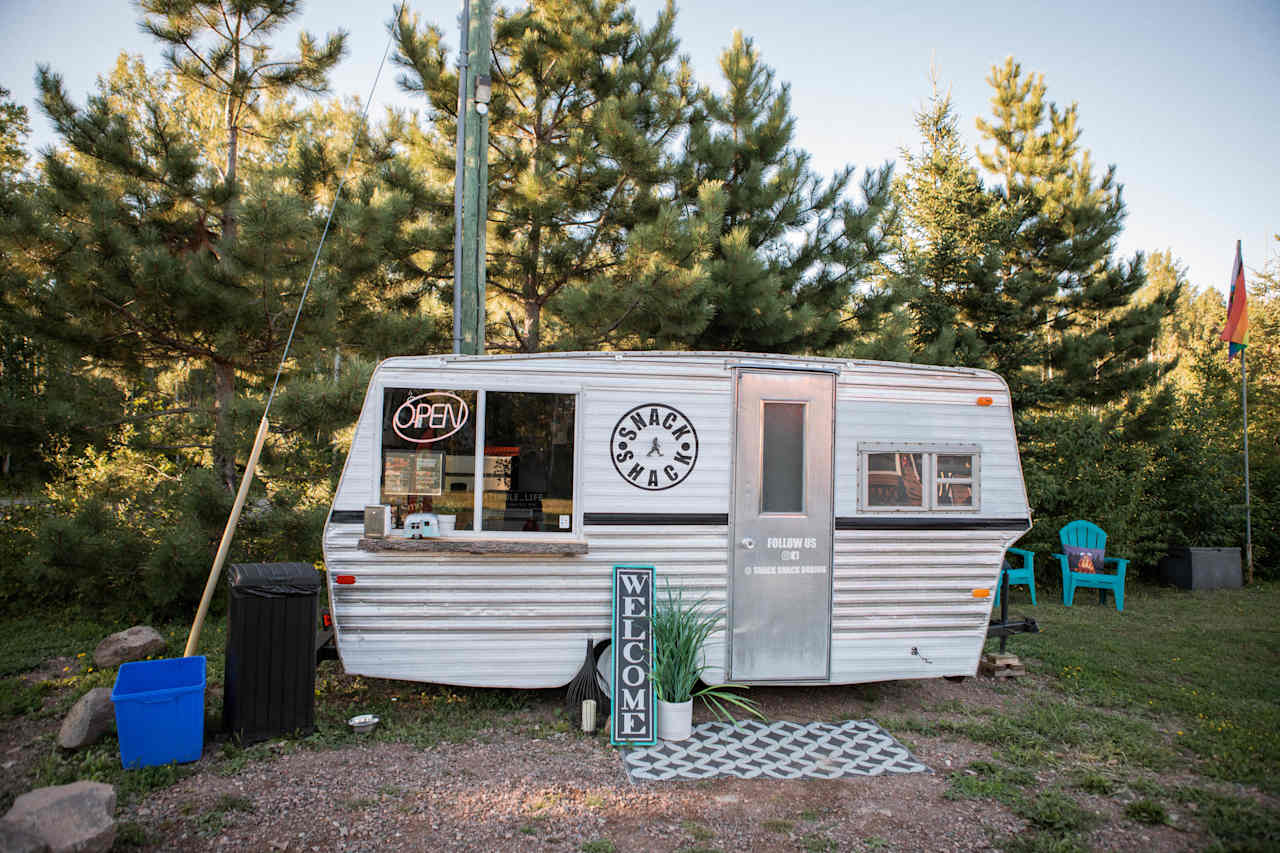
[{"xmin": 348, "ymin": 713, "xmax": 380, "ymax": 734}]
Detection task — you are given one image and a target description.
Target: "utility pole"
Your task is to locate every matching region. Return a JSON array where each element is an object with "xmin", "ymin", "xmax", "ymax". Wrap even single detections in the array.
[{"xmin": 452, "ymin": 0, "xmax": 492, "ymax": 355}]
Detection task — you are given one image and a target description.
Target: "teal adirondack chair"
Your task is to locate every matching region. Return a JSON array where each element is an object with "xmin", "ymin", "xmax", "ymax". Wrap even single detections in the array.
[
  {"xmin": 993, "ymin": 547, "xmax": 1036, "ymax": 606},
  {"xmin": 1054, "ymin": 520, "xmax": 1128, "ymax": 611}
]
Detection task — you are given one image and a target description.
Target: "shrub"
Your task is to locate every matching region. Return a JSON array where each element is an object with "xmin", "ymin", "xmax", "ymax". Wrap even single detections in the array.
[{"xmin": 17, "ymin": 453, "xmax": 327, "ymax": 618}]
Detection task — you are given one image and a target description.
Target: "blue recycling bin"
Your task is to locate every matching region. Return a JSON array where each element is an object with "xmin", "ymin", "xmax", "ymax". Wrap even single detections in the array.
[{"xmin": 110, "ymin": 655, "xmax": 207, "ymax": 769}]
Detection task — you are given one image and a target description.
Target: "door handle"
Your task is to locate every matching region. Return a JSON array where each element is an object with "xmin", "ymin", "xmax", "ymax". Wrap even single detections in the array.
[{"xmin": 740, "ymin": 537, "xmax": 755, "ymax": 550}]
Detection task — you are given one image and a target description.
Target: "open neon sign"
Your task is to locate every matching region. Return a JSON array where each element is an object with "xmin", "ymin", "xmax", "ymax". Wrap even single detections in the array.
[{"xmin": 391, "ymin": 392, "xmax": 470, "ymax": 444}]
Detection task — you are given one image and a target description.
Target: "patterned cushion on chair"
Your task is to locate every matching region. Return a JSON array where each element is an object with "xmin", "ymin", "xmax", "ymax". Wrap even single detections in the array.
[{"xmin": 1065, "ymin": 544, "xmax": 1105, "ymax": 574}]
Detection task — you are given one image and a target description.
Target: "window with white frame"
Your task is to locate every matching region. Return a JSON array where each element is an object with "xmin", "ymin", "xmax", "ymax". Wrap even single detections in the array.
[
  {"xmin": 381, "ymin": 388, "xmax": 577, "ymax": 533},
  {"xmin": 860, "ymin": 444, "xmax": 979, "ymax": 511}
]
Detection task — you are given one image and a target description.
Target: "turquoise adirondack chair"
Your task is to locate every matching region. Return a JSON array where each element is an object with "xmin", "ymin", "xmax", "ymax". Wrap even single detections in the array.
[
  {"xmin": 993, "ymin": 547, "xmax": 1036, "ymax": 606},
  {"xmin": 1054, "ymin": 520, "xmax": 1128, "ymax": 612}
]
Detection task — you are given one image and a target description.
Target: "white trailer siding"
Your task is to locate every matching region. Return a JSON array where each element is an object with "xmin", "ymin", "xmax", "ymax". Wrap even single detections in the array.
[
  {"xmin": 323, "ymin": 352, "xmax": 1029, "ymax": 687},
  {"xmin": 322, "ymin": 522, "xmax": 728, "ymax": 687}
]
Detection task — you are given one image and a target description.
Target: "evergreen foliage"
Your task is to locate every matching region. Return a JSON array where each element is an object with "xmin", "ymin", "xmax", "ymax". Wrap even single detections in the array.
[
  {"xmin": 892, "ymin": 60, "xmax": 1179, "ymax": 411},
  {"xmin": 0, "ymin": 86, "xmax": 28, "ymax": 180},
  {"xmin": 30, "ymin": 20, "xmax": 444, "ymax": 493},
  {"xmin": 395, "ymin": 0, "xmax": 725, "ymax": 352},
  {"xmin": 891, "ymin": 80, "xmax": 1007, "ymax": 364},
  {"xmin": 974, "ymin": 58, "xmax": 1178, "ymax": 410},
  {"xmin": 0, "ymin": 0, "xmax": 1274, "ymax": 613},
  {"xmin": 670, "ymin": 31, "xmax": 892, "ymax": 353},
  {"xmin": 0, "ymin": 87, "xmax": 123, "ymax": 487}
]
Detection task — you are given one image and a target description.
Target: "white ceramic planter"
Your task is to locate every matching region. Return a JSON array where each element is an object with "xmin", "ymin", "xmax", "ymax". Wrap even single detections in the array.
[{"xmin": 657, "ymin": 699, "xmax": 693, "ymax": 742}]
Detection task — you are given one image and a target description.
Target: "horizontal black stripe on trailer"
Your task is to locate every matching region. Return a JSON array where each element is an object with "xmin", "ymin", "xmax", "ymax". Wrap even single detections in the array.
[
  {"xmin": 584, "ymin": 512, "xmax": 729, "ymax": 526},
  {"xmin": 329, "ymin": 509, "xmax": 365, "ymax": 525},
  {"xmin": 836, "ymin": 517, "xmax": 1031, "ymax": 531}
]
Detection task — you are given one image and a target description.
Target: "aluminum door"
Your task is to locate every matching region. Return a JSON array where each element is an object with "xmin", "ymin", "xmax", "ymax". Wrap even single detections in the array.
[{"xmin": 729, "ymin": 370, "xmax": 835, "ymax": 681}]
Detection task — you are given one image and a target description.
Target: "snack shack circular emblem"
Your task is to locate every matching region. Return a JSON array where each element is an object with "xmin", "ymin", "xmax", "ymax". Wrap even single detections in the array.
[{"xmin": 610, "ymin": 403, "xmax": 699, "ymax": 491}]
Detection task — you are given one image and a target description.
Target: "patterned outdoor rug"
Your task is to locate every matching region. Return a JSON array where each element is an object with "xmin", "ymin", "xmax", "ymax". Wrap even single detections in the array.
[{"xmin": 621, "ymin": 719, "xmax": 929, "ymax": 782}]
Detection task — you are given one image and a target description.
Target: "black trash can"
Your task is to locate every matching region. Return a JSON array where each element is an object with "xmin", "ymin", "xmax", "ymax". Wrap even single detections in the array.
[{"xmin": 224, "ymin": 562, "xmax": 320, "ymax": 743}]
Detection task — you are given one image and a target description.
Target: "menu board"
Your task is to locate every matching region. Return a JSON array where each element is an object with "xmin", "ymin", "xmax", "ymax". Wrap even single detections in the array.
[
  {"xmin": 413, "ymin": 451, "xmax": 444, "ymax": 496},
  {"xmin": 382, "ymin": 451, "xmax": 444, "ymax": 496}
]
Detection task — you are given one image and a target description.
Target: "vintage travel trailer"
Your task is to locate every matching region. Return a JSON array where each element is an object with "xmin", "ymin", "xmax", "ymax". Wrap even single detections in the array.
[{"xmin": 322, "ymin": 351, "xmax": 1031, "ymax": 688}]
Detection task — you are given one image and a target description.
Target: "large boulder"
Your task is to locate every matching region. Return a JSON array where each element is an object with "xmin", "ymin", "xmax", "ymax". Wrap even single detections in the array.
[
  {"xmin": 2, "ymin": 782, "xmax": 115, "ymax": 853},
  {"xmin": 0, "ymin": 821, "xmax": 49, "ymax": 853},
  {"xmin": 56, "ymin": 688, "xmax": 115, "ymax": 750},
  {"xmin": 93, "ymin": 626, "xmax": 165, "ymax": 669}
]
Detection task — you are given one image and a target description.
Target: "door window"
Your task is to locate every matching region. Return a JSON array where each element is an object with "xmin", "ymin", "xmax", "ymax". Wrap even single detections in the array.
[{"xmin": 761, "ymin": 402, "xmax": 805, "ymax": 513}]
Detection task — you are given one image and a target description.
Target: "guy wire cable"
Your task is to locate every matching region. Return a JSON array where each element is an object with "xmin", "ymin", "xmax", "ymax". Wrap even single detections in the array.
[
  {"xmin": 265, "ymin": 0, "xmax": 409, "ymax": 414},
  {"xmin": 186, "ymin": 0, "xmax": 410, "ymax": 657}
]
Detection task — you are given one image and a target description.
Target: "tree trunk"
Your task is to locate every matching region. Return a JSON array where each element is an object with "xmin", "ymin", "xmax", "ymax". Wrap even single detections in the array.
[
  {"xmin": 522, "ymin": 300, "xmax": 541, "ymax": 353},
  {"xmin": 222, "ymin": 100, "xmax": 239, "ymax": 245},
  {"xmin": 213, "ymin": 360, "xmax": 238, "ymax": 491}
]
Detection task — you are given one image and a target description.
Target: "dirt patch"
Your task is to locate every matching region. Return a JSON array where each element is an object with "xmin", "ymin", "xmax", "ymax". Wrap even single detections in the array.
[
  {"xmin": 125, "ymin": 735, "xmax": 1020, "ymax": 852},
  {"xmin": 1, "ymin": 661, "xmax": 1257, "ymax": 852},
  {"xmin": 20, "ymin": 656, "xmax": 78, "ymax": 685}
]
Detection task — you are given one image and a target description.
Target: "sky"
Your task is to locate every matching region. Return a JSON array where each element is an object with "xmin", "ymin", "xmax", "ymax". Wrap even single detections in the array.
[{"xmin": 2, "ymin": 0, "xmax": 1277, "ymax": 294}]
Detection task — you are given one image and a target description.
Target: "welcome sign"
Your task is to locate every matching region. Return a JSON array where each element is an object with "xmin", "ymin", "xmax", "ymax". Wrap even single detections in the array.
[{"xmin": 611, "ymin": 564, "xmax": 656, "ymax": 746}]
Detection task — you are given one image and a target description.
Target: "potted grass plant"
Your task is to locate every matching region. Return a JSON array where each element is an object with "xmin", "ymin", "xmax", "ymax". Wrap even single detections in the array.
[{"xmin": 651, "ymin": 583, "xmax": 762, "ymax": 741}]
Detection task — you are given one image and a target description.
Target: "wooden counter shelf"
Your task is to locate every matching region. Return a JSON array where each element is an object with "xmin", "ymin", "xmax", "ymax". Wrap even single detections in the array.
[{"xmin": 357, "ymin": 537, "xmax": 588, "ymax": 556}]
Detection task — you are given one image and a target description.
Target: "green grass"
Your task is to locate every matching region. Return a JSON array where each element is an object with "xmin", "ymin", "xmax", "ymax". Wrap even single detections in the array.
[
  {"xmin": 3, "ymin": 582, "xmax": 1279, "ymax": 851},
  {"xmin": 1167, "ymin": 786, "xmax": 1280, "ymax": 850},
  {"xmin": 901, "ymin": 583, "xmax": 1280, "ymax": 851},
  {"xmin": 0, "ymin": 677, "xmax": 47, "ymax": 720},
  {"xmin": 885, "ymin": 694, "xmax": 1174, "ymax": 774},
  {"xmin": 1000, "ymin": 833, "xmax": 1088, "ymax": 853},
  {"xmin": 1004, "ymin": 582, "xmax": 1280, "ymax": 791},
  {"xmin": 1016, "ymin": 790, "xmax": 1099, "ymax": 834},
  {"xmin": 1070, "ymin": 770, "xmax": 1118, "ymax": 795},
  {"xmin": 945, "ymin": 761, "xmax": 1035, "ymax": 805},
  {"xmin": 193, "ymin": 793, "xmax": 255, "ymax": 838},
  {"xmin": 29, "ymin": 739, "xmax": 195, "ymax": 810},
  {"xmin": 113, "ymin": 820, "xmax": 149, "ymax": 848},
  {"xmin": 1124, "ymin": 798, "xmax": 1168, "ymax": 825},
  {"xmin": 0, "ymin": 613, "xmax": 110, "ymax": 676},
  {"xmin": 799, "ymin": 833, "xmax": 836, "ymax": 852}
]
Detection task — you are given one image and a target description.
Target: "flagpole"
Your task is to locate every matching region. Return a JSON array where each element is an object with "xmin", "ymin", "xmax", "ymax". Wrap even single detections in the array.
[{"xmin": 1241, "ymin": 348, "xmax": 1253, "ymax": 584}]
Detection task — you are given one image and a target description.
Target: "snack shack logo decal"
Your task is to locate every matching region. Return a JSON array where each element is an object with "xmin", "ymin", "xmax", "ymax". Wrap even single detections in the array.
[
  {"xmin": 611, "ymin": 565, "xmax": 656, "ymax": 746},
  {"xmin": 610, "ymin": 403, "xmax": 699, "ymax": 490}
]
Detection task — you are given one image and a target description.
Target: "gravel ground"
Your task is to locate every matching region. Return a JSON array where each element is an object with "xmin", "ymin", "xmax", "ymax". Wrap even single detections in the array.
[
  {"xmin": 126, "ymin": 733, "xmax": 1016, "ymax": 852},
  {"xmin": 0, "ymin": 666, "xmax": 1240, "ymax": 851}
]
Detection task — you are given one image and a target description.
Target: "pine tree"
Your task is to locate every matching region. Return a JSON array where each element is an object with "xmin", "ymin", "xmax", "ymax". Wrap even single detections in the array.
[
  {"xmin": 671, "ymin": 31, "xmax": 891, "ymax": 353},
  {"xmin": 0, "ymin": 87, "xmax": 124, "ymax": 485},
  {"xmin": 137, "ymin": 0, "xmax": 346, "ymax": 245},
  {"xmin": 973, "ymin": 58, "xmax": 1178, "ymax": 409},
  {"xmin": 395, "ymin": 0, "xmax": 726, "ymax": 352},
  {"xmin": 31, "ymin": 5, "xmax": 443, "ymax": 491},
  {"xmin": 0, "ymin": 86, "xmax": 27, "ymax": 180},
  {"xmin": 891, "ymin": 80, "xmax": 1005, "ymax": 364}
]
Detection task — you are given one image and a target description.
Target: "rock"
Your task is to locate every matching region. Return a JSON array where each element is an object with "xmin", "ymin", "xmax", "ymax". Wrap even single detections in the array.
[
  {"xmin": 93, "ymin": 626, "xmax": 165, "ymax": 669},
  {"xmin": 56, "ymin": 689, "xmax": 115, "ymax": 750},
  {"xmin": 2, "ymin": 782, "xmax": 115, "ymax": 853},
  {"xmin": 0, "ymin": 821, "xmax": 49, "ymax": 853}
]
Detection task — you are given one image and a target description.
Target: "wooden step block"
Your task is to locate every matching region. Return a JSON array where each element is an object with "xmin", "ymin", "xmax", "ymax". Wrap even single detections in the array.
[{"xmin": 979, "ymin": 653, "xmax": 1026, "ymax": 679}]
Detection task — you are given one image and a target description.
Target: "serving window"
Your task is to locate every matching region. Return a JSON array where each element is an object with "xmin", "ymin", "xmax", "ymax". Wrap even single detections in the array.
[
  {"xmin": 482, "ymin": 392, "xmax": 575, "ymax": 532},
  {"xmin": 381, "ymin": 388, "xmax": 477, "ymax": 531},
  {"xmin": 381, "ymin": 387, "xmax": 576, "ymax": 534},
  {"xmin": 860, "ymin": 444, "xmax": 979, "ymax": 511}
]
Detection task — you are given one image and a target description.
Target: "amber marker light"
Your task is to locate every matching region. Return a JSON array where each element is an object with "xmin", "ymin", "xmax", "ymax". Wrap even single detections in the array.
[
  {"xmin": 977, "ymin": 396, "xmax": 993, "ymax": 406},
  {"xmin": 972, "ymin": 589, "xmax": 990, "ymax": 598}
]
